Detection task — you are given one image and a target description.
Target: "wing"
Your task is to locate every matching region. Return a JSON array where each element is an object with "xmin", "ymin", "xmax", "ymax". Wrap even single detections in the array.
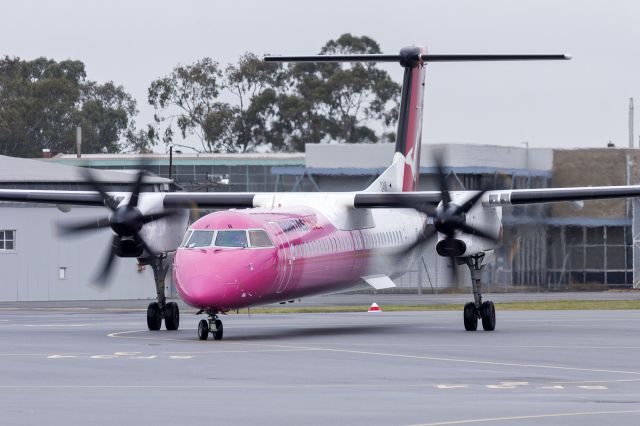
[
  {"xmin": 0, "ymin": 189, "xmax": 258, "ymax": 209},
  {"xmin": 352, "ymin": 185, "xmax": 640, "ymax": 208},
  {"xmin": 2, "ymin": 185, "xmax": 640, "ymax": 209}
]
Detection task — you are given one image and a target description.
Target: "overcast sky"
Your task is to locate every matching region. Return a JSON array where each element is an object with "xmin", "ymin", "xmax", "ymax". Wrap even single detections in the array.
[{"xmin": 2, "ymin": 0, "xmax": 639, "ymax": 151}]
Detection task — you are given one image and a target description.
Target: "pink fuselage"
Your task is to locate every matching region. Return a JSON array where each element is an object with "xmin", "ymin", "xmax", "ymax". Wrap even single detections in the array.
[{"xmin": 173, "ymin": 207, "xmax": 415, "ymax": 312}]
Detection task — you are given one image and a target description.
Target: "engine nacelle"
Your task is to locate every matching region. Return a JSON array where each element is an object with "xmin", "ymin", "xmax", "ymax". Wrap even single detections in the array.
[
  {"xmin": 128, "ymin": 193, "xmax": 190, "ymax": 255},
  {"xmin": 436, "ymin": 191, "xmax": 503, "ymax": 258}
]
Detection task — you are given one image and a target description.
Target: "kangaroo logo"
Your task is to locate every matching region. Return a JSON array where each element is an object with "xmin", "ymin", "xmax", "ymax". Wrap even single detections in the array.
[{"xmin": 404, "ymin": 146, "xmax": 418, "ymax": 181}]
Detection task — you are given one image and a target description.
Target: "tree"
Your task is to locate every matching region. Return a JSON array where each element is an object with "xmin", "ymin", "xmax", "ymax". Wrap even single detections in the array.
[
  {"xmin": 148, "ymin": 57, "xmax": 224, "ymax": 152},
  {"xmin": 281, "ymin": 34, "xmax": 400, "ymax": 150},
  {"xmin": 0, "ymin": 56, "xmax": 142, "ymax": 157},
  {"xmin": 148, "ymin": 34, "xmax": 400, "ymax": 153}
]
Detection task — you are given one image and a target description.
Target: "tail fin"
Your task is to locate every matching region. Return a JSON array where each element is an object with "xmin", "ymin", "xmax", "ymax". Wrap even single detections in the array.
[
  {"xmin": 395, "ymin": 46, "xmax": 426, "ymax": 192},
  {"xmin": 264, "ymin": 49, "xmax": 570, "ymax": 193}
]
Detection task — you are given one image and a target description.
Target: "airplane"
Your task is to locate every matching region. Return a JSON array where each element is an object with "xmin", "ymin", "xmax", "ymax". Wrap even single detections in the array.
[{"xmin": 3, "ymin": 45, "xmax": 640, "ymax": 340}]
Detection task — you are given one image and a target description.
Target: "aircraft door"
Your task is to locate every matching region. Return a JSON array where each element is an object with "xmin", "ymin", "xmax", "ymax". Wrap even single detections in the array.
[{"xmin": 267, "ymin": 222, "xmax": 294, "ymax": 293}]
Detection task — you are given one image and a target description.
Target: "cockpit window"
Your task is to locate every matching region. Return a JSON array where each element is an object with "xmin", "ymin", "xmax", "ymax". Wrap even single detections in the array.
[
  {"xmin": 248, "ymin": 230, "xmax": 273, "ymax": 248},
  {"xmin": 215, "ymin": 230, "xmax": 247, "ymax": 248},
  {"xmin": 180, "ymin": 230, "xmax": 192, "ymax": 247},
  {"xmin": 185, "ymin": 230, "xmax": 214, "ymax": 248}
]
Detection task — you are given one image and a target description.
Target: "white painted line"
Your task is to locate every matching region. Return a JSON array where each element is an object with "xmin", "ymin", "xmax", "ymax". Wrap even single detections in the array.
[
  {"xmin": 90, "ymin": 355, "xmax": 118, "ymax": 359},
  {"xmin": 500, "ymin": 381, "xmax": 528, "ymax": 386},
  {"xmin": 22, "ymin": 324, "xmax": 90, "ymax": 327},
  {"xmin": 234, "ymin": 342, "xmax": 640, "ymax": 377},
  {"xmin": 578, "ymin": 385, "xmax": 608, "ymax": 390},
  {"xmin": 113, "ymin": 352, "xmax": 141, "ymax": 356},
  {"xmin": 435, "ymin": 384, "xmax": 469, "ymax": 389},
  {"xmin": 407, "ymin": 409, "xmax": 640, "ymax": 425},
  {"xmin": 539, "ymin": 385, "xmax": 564, "ymax": 390},
  {"xmin": 47, "ymin": 355, "xmax": 78, "ymax": 359},
  {"xmin": 169, "ymin": 355, "xmax": 193, "ymax": 359},
  {"xmin": 131, "ymin": 355, "xmax": 157, "ymax": 359}
]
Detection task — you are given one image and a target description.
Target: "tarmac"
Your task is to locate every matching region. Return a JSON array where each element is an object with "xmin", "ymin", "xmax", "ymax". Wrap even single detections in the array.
[{"xmin": 1, "ymin": 297, "xmax": 640, "ymax": 425}]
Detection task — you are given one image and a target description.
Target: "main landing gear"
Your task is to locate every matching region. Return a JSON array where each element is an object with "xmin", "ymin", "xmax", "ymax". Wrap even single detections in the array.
[
  {"xmin": 197, "ymin": 310, "xmax": 224, "ymax": 341},
  {"xmin": 143, "ymin": 254, "xmax": 180, "ymax": 331},
  {"xmin": 461, "ymin": 254, "xmax": 496, "ymax": 332}
]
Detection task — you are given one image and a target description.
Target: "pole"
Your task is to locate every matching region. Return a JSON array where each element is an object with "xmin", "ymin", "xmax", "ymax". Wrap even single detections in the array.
[
  {"xmin": 169, "ymin": 145, "xmax": 173, "ymax": 180},
  {"xmin": 631, "ymin": 98, "xmax": 635, "ymax": 148},
  {"xmin": 76, "ymin": 126, "xmax": 82, "ymax": 158}
]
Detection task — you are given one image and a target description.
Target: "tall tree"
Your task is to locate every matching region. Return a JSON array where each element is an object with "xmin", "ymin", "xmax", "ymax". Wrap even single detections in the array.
[
  {"xmin": 148, "ymin": 34, "xmax": 400, "ymax": 153},
  {"xmin": 282, "ymin": 34, "xmax": 400, "ymax": 150},
  {"xmin": 0, "ymin": 56, "xmax": 142, "ymax": 157},
  {"xmin": 148, "ymin": 57, "xmax": 224, "ymax": 152}
]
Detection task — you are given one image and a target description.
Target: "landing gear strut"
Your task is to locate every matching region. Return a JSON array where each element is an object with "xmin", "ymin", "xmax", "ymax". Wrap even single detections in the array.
[
  {"xmin": 144, "ymin": 254, "xmax": 180, "ymax": 331},
  {"xmin": 197, "ymin": 309, "xmax": 223, "ymax": 341},
  {"xmin": 462, "ymin": 254, "xmax": 496, "ymax": 331}
]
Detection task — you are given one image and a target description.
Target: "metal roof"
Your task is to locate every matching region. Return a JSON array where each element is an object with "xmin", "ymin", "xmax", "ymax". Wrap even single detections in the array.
[
  {"xmin": 51, "ymin": 152, "xmax": 305, "ymax": 167},
  {"xmin": 0, "ymin": 155, "xmax": 170, "ymax": 183}
]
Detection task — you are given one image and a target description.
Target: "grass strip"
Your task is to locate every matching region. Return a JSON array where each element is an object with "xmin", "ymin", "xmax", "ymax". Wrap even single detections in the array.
[{"xmin": 244, "ymin": 299, "xmax": 640, "ymax": 314}]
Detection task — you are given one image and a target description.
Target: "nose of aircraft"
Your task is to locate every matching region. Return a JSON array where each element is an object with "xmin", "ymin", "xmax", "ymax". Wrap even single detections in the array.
[{"xmin": 173, "ymin": 247, "xmax": 277, "ymax": 310}]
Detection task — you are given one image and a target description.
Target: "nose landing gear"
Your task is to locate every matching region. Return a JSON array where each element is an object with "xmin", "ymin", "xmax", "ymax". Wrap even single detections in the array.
[
  {"xmin": 197, "ymin": 310, "xmax": 223, "ymax": 341},
  {"xmin": 462, "ymin": 254, "xmax": 496, "ymax": 331}
]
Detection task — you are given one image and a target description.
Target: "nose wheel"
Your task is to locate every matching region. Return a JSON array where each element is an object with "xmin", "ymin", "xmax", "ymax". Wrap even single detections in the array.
[{"xmin": 197, "ymin": 311, "xmax": 223, "ymax": 341}]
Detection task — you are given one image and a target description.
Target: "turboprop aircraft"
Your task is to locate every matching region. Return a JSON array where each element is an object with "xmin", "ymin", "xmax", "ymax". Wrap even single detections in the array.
[{"xmin": 3, "ymin": 46, "xmax": 640, "ymax": 340}]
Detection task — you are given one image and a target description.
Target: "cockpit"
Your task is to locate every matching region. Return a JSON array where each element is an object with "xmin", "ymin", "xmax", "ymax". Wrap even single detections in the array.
[{"xmin": 180, "ymin": 229, "xmax": 274, "ymax": 249}]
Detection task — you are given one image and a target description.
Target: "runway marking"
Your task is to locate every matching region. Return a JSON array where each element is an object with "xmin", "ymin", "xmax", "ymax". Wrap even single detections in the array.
[
  {"xmin": 131, "ymin": 355, "xmax": 157, "ymax": 359},
  {"xmin": 17, "ymin": 323, "xmax": 89, "ymax": 328},
  {"xmin": 90, "ymin": 355, "xmax": 118, "ymax": 359},
  {"xmin": 407, "ymin": 409, "xmax": 640, "ymax": 425},
  {"xmin": 113, "ymin": 352, "xmax": 141, "ymax": 356},
  {"xmin": 539, "ymin": 385, "xmax": 564, "ymax": 390},
  {"xmin": 554, "ymin": 378, "xmax": 640, "ymax": 384},
  {"xmin": 47, "ymin": 355, "xmax": 78, "ymax": 359},
  {"xmin": 435, "ymin": 384, "xmax": 469, "ymax": 389},
  {"xmin": 169, "ymin": 355, "xmax": 193, "ymax": 359},
  {"xmin": 234, "ymin": 342, "xmax": 640, "ymax": 377},
  {"xmin": 578, "ymin": 385, "xmax": 608, "ymax": 390}
]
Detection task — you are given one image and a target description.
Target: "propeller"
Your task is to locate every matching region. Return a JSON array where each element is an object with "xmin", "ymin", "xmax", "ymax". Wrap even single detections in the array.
[
  {"xmin": 58, "ymin": 166, "xmax": 177, "ymax": 287},
  {"xmin": 397, "ymin": 152, "xmax": 499, "ymax": 258}
]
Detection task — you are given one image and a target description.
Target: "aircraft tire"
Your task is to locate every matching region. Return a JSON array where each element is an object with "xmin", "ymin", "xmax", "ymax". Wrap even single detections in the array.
[
  {"xmin": 213, "ymin": 319, "xmax": 224, "ymax": 340},
  {"xmin": 463, "ymin": 302, "xmax": 478, "ymax": 331},
  {"xmin": 147, "ymin": 302, "xmax": 162, "ymax": 331},
  {"xmin": 197, "ymin": 319, "xmax": 209, "ymax": 340},
  {"xmin": 481, "ymin": 301, "xmax": 496, "ymax": 331},
  {"xmin": 165, "ymin": 302, "xmax": 180, "ymax": 330}
]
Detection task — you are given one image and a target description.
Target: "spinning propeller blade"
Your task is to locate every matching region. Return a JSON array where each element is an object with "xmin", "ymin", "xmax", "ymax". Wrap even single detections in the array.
[{"xmin": 57, "ymin": 164, "xmax": 174, "ymax": 287}]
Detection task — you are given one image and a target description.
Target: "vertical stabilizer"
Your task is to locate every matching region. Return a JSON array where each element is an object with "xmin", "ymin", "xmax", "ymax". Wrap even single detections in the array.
[
  {"xmin": 366, "ymin": 46, "xmax": 427, "ymax": 193},
  {"xmin": 395, "ymin": 46, "xmax": 427, "ymax": 192}
]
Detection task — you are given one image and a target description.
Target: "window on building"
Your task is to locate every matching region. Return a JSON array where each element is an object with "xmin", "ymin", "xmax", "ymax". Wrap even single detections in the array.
[{"xmin": 0, "ymin": 230, "xmax": 15, "ymax": 251}]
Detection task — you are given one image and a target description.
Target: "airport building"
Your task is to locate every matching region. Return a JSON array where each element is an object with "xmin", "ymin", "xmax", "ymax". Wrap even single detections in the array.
[{"xmin": 1, "ymin": 142, "xmax": 638, "ymax": 301}]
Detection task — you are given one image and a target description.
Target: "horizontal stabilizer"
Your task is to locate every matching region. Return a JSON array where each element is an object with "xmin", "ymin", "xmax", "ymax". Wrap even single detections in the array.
[
  {"xmin": 362, "ymin": 274, "xmax": 397, "ymax": 290},
  {"xmin": 264, "ymin": 53, "xmax": 571, "ymax": 64}
]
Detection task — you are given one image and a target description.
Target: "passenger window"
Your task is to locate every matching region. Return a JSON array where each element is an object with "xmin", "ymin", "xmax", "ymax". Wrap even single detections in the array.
[
  {"xmin": 186, "ymin": 230, "xmax": 214, "ymax": 248},
  {"xmin": 215, "ymin": 230, "xmax": 247, "ymax": 248},
  {"xmin": 248, "ymin": 230, "xmax": 273, "ymax": 248}
]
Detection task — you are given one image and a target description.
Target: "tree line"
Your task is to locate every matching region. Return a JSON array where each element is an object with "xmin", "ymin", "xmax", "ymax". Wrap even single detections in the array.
[{"xmin": 0, "ymin": 34, "xmax": 400, "ymax": 157}]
